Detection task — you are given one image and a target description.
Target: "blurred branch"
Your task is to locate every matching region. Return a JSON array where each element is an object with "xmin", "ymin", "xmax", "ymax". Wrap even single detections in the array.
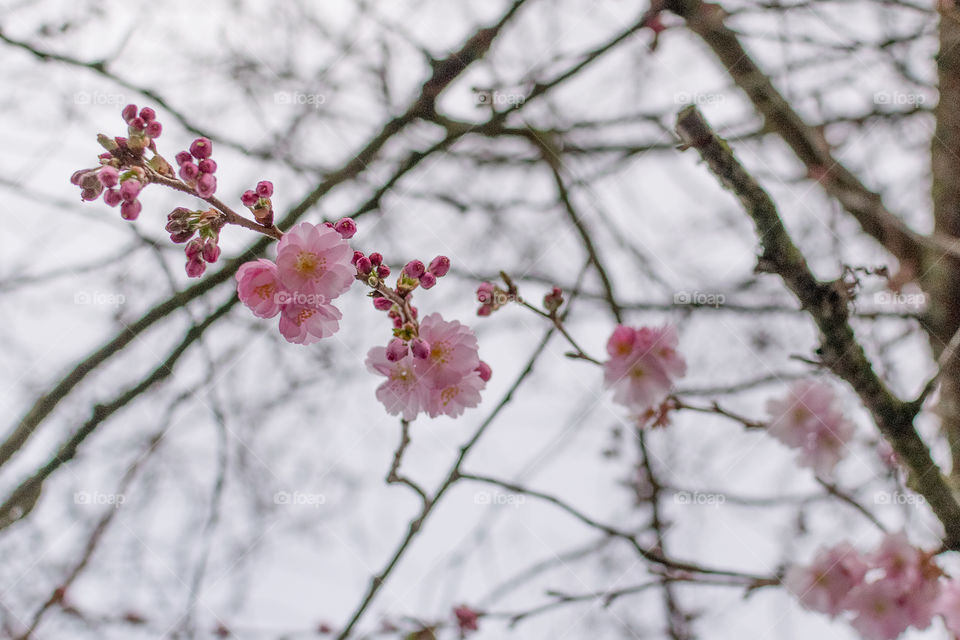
[{"xmin": 662, "ymin": 0, "xmax": 954, "ymax": 269}]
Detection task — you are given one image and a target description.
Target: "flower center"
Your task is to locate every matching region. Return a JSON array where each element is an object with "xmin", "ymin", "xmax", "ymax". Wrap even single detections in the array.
[
  {"xmin": 431, "ymin": 341, "xmax": 450, "ymax": 364},
  {"xmin": 441, "ymin": 386, "xmax": 459, "ymax": 405},
  {"xmin": 295, "ymin": 251, "xmax": 325, "ymax": 278},
  {"xmin": 296, "ymin": 308, "xmax": 315, "ymax": 325},
  {"xmin": 254, "ymin": 282, "xmax": 275, "ymax": 301}
]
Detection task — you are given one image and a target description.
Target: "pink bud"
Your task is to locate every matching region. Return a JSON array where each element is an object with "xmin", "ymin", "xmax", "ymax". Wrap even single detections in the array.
[
  {"xmin": 198, "ymin": 159, "xmax": 217, "ymax": 174},
  {"xmin": 170, "ymin": 229, "xmax": 193, "ymax": 244},
  {"xmin": 369, "ymin": 253, "xmax": 383, "ymax": 266},
  {"xmin": 427, "ymin": 255, "xmax": 450, "ymax": 277},
  {"xmin": 256, "ymin": 180, "xmax": 274, "ymax": 198},
  {"xmin": 392, "ymin": 316, "xmax": 403, "ymax": 328},
  {"xmin": 420, "ymin": 272, "xmax": 437, "ymax": 289},
  {"xmin": 179, "ymin": 162, "xmax": 200, "ymax": 182},
  {"xmin": 168, "ymin": 207, "xmax": 191, "ymax": 222},
  {"xmin": 70, "ymin": 168, "xmax": 89, "ymax": 186},
  {"xmin": 410, "ymin": 338, "xmax": 430, "ymax": 359},
  {"xmin": 128, "ymin": 116, "xmax": 146, "ymax": 131},
  {"xmin": 241, "ymin": 190, "xmax": 258, "ymax": 207},
  {"xmin": 185, "ymin": 256, "xmax": 206, "ymax": 278},
  {"xmin": 202, "ymin": 241, "xmax": 220, "ymax": 263},
  {"xmin": 477, "ymin": 282, "xmax": 495, "ymax": 303},
  {"xmin": 334, "ymin": 217, "xmax": 357, "ymax": 239},
  {"xmin": 351, "ymin": 250, "xmax": 364, "ymax": 265},
  {"xmin": 119, "ymin": 179, "xmax": 142, "ymax": 202},
  {"xmin": 185, "ymin": 238, "xmax": 204, "ymax": 260},
  {"xmin": 403, "ymin": 260, "xmax": 426, "ymax": 278},
  {"xmin": 103, "ymin": 189, "xmax": 122, "ymax": 207},
  {"xmin": 79, "ymin": 171, "xmax": 102, "ymax": 190},
  {"xmin": 377, "ymin": 264, "xmax": 390, "ymax": 279},
  {"xmin": 139, "ymin": 107, "xmax": 156, "ymax": 122},
  {"xmin": 80, "ymin": 188, "xmax": 100, "ymax": 201},
  {"xmin": 121, "ymin": 104, "xmax": 138, "ymax": 123},
  {"xmin": 97, "ymin": 166, "xmax": 119, "ymax": 188},
  {"xmin": 189, "ymin": 137, "xmax": 213, "ymax": 159},
  {"xmin": 373, "ymin": 297, "xmax": 393, "ymax": 311},
  {"xmin": 120, "ymin": 200, "xmax": 141, "ymax": 220},
  {"xmin": 196, "ymin": 173, "xmax": 217, "ymax": 197},
  {"xmin": 477, "ymin": 305, "xmax": 492, "ymax": 317},
  {"xmin": 544, "ymin": 286, "xmax": 564, "ymax": 312},
  {"xmin": 476, "ymin": 361, "xmax": 492, "ymax": 382},
  {"xmin": 356, "ymin": 256, "xmax": 372, "ymax": 274},
  {"xmin": 145, "ymin": 121, "xmax": 162, "ymax": 138},
  {"xmin": 175, "ymin": 151, "xmax": 193, "ymax": 166},
  {"xmin": 386, "ymin": 338, "xmax": 408, "ymax": 362},
  {"xmin": 409, "ymin": 306, "xmax": 418, "ymax": 319}
]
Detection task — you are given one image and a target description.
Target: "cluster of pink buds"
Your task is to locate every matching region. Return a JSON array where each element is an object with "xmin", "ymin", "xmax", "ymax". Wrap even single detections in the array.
[
  {"xmin": 785, "ymin": 533, "xmax": 959, "ymax": 640},
  {"xmin": 175, "ymin": 137, "xmax": 217, "ymax": 198},
  {"xmin": 70, "ymin": 104, "xmax": 169, "ymax": 221},
  {"xmin": 240, "ymin": 181, "xmax": 276, "ymax": 227},
  {"xmin": 166, "ymin": 207, "xmax": 224, "ymax": 277}
]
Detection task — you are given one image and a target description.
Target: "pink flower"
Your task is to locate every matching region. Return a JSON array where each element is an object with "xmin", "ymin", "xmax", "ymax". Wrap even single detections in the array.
[
  {"xmin": 846, "ymin": 579, "xmax": 915, "ymax": 640},
  {"xmin": 276, "ymin": 222, "xmax": 354, "ymax": 299},
  {"xmin": 366, "ymin": 349, "xmax": 430, "ymax": 421},
  {"xmin": 278, "ymin": 302, "xmax": 342, "ymax": 345},
  {"xmin": 936, "ymin": 579, "xmax": 960, "ymax": 635},
  {"xmin": 603, "ymin": 325, "xmax": 686, "ymax": 415},
  {"xmin": 413, "ymin": 313, "xmax": 480, "ymax": 387},
  {"xmin": 425, "ymin": 371, "xmax": 485, "ymax": 418},
  {"xmin": 783, "ymin": 543, "xmax": 867, "ymax": 617},
  {"xmin": 766, "ymin": 381, "xmax": 854, "ymax": 478},
  {"xmin": 236, "ymin": 259, "xmax": 286, "ymax": 319}
]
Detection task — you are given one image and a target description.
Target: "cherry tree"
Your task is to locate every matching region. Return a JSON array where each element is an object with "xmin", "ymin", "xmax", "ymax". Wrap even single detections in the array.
[{"xmin": 0, "ymin": 0, "xmax": 958, "ymax": 638}]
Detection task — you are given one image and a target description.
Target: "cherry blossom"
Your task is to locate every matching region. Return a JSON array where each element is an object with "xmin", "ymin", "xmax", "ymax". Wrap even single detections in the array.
[
  {"xmin": 603, "ymin": 324, "xmax": 686, "ymax": 415},
  {"xmin": 765, "ymin": 381, "xmax": 854, "ymax": 478},
  {"xmin": 276, "ymin": 222, "xmax": 354, "ymax": 298}
]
